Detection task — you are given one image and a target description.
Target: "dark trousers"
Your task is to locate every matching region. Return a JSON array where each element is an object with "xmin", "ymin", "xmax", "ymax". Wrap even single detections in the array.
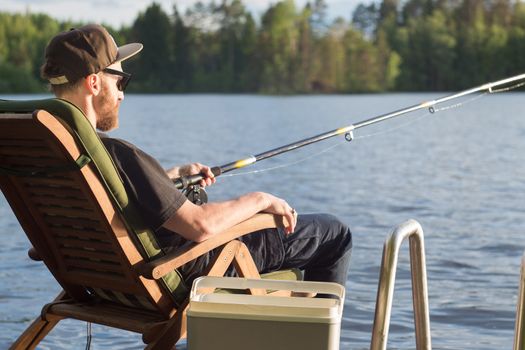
[
  {"xmin": 238, "ymin": 213, "xmax": 352, "ymax": 286},
  {"xmin": 180, "ymin": 213, "xmax": 352, "ymax": 287}
]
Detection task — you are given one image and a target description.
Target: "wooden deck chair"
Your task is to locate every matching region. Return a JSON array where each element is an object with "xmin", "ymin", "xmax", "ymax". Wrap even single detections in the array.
[{"xmin": 0, "ymin": 99, "xmax": 301, "ymax": 350}]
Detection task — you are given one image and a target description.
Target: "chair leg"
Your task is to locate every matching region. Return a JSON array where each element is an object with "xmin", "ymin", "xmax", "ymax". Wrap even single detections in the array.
[
  {"xmin": 232, "ymin": 242, "xmax": 260, "ymax": 279},
  {"xmin": 145, "ymin": 241, "xmax": 245, "ymax": 349},
  {"xmin": 9, "ymin": 292, "xmax": 66, "ymax": 350},
  {"xmin": 144, "ymin": 299, "xmax": 188, "ymax": 350},
  {"xmin": 206, "ymin": 240, "xmax": 241, "ymax": 277},
  {"xmin": 233, "ymin": 243, "xmax": 267, "ymax": 296},
  {"xmin": 146, "ymin": 241, "xmax": 266, "ymax": 349},
  {"xmin": 9, "ymin": 315, "xmax": 63, "ymax": 350}
]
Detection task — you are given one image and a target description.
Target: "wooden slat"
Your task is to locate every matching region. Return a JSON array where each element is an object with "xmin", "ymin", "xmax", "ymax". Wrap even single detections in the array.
[
  {"xmin": 61, "ymin": 270, "xmax": 132, "ymax": 289},
  {"xmin": 32, "ymin": 196, "xmax": 93, "ymax": 210},
  {"xmin": 60, "ymin": 247, "xmax": 121, "ymax": 263},
  {"xmin": 55, "ymin": 236, "xmax": 113, "ymax": 251},
  {"xmin": 0, "ymin": 139, "xmax": 45, "ymax": 148},
  {"xmin": 26, "ymin": 186, "xmax": 84, "ymax": 199},
  {"xmin": 38, "ymin": 205, "xmax": 95, "ymax": 219},
  {"xmin": 44, "ymin": 216, "xmax": 104, "ymax": 230},
  {"xmin": 0, "ymin": 126, "xmax": 50, "ymax": 140},
  {"xmin": 48, "ymin": 302, "xmax": 165, "ymax": 333},
  {"xmin": 22, "ymin": 177, "xmax": 78, "ymax": 187},
  {"xmin": 1, "ymin": 155, "xmax": 64, "ymax": 167},
  {"xmin": 0, "ymin": 145, "xmax": 56, "ymax": 158},
  {"xmin": 64, "ymin": 257, "xmax": 126, "ymax": 274},
  {"xmin": 50, "ymin": 227, "xmax": 111, "ymax": 241}
]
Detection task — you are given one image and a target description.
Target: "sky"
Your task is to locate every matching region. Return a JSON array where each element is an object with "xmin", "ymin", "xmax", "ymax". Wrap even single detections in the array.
[{"xmin": 2, "ymin": 0, "xmax": 371, "ymax": 28}]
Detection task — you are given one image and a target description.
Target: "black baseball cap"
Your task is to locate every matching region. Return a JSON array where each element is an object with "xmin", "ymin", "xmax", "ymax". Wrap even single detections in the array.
[{"xmin": 42, "ymin": 24, "xmax": 142, "ymax": 85}]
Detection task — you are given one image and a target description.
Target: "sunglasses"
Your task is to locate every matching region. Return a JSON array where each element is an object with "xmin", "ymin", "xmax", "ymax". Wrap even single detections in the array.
[{"xmin": 103, "ymin": 68, "xmax": 132, "ymax": 92}]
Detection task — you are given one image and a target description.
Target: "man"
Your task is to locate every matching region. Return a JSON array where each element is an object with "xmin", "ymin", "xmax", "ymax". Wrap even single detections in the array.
[{"xmin": 41, "ymin": 24, "xmax": 352, "ymax": 288}]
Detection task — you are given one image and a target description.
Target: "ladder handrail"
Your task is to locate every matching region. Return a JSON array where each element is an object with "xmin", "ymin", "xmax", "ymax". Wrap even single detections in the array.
[
  {"xmin": 370, "ymin": 219, "xmax": 432, "ymax": 350},
  {"xmin": 513, "ymin": 251, "xmax": 525, "ymax": 350}
]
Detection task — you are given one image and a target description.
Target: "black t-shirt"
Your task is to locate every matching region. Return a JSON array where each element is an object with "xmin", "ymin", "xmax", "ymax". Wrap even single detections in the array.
[
  {"xmin": 99, "ymin": 134, "xmax": 187, "ymax": 249},
  {"xmin": 99, "ymin": 134, "xmax": 287, "ymax": 284}
]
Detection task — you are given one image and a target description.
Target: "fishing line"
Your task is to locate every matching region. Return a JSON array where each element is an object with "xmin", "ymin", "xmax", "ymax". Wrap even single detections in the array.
[
  {"xmin": 356, "ymin": 91, "xmax": 488, "ymax": 140},
  {"xmin": 432, "ymin": 92, "xmax": 487, "ymax": 113},
  {"xmin": 353, "ymin": 109, "xmax": 431, "ymax": 141},
  {"xmin": 221, "ymin": 90, "xmax": 494, "ymax": 178},
  {"xmin": 221, "ymin": 140, "xmax": 347, "ymax": 178}
]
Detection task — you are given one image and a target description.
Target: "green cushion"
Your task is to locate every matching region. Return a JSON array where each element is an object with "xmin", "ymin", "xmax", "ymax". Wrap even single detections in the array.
[
  {"xmin": 261, "ymin": 269, "xmax": 302, "ymax": 281},
  {"xmin": 0, "ymin": 98, "xmax": 188, "ymax": 305}
]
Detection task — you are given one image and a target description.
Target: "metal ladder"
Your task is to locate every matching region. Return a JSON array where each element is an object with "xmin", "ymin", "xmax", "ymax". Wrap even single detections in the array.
[
  {"xmin": 370, "ymin": 219, "xmax": 432, "ymax": 350},
  {"xmin": 513, "ymin": 252, "xmax": 525, "ymax": 350}
]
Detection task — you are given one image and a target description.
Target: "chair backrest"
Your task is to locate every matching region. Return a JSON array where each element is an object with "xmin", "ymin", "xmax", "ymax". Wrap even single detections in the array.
[{"xmin": 0, "ymin": 99, "xmax": 187, "ymax": 317}]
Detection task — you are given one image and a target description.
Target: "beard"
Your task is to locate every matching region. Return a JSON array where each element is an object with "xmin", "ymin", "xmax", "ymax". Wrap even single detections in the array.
[{"xmin": 95, "ymin": 79, "xmax": 119, "ymax": 131}]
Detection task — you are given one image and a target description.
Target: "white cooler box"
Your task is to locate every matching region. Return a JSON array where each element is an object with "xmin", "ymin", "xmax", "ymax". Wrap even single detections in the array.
[{"xmin": 187, "ymin": 276, "xmax": 345, "ymax": 350}]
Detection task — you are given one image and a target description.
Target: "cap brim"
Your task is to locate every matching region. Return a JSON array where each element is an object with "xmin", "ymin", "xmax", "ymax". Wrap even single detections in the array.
[{"xmin": 116, "ymin": 43, "xmax": 143, "ymax": 63}]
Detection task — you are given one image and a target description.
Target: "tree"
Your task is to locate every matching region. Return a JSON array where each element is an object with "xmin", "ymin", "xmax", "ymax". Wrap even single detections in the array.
[
  {"xmin": 376, "ymin": 28, "xmax": 401, "ymax": 90},
  {"xmin": 309, "ymin": 0, "xmax": 329, "ymax": 36},
  {"xmin": 0, "ymin": 12, "xmax": 60, "ymax": 92},
  {"xmin": 259, "ymin": 0, "xmax": 300, "ymax": 93},
  {"xmin": 295, "ymin": 4, "xmax": 314, "ymax": 92},
  {"xmin": 453, "ymin": 0, "xmax": 487, "ymax": 87},
  {"xmin": 343, "ymin": 27, "xmax": 382, "ymax": 92},
  {"xmin": 172, "ymin": 6, "xmax": 193, "ymax": 92},
  {"xmin": 352, "ymin": 3, "xmax": 379, "ymax": 38},
  {"xmin": 237, "ymin": 13, "xmax": 259, "ymax": 91},
  {"xmin": 490, "ymin": 0, "xmax": 513, "ymax": 27},
  {"xmin": 1, "ymin": 0, "xmax": 524, "ymax": 93},
  {"xmin": 397, "ymin": 10, "xmax": 456, "ymax": 90},
  {"xmin": 311, "ymin": 18, "xmax": 348, "ymax": 92},
  {"xmin": 128, "ymin": 3, "xmax": 173, "ymax": 92},
  {"xmin": 215, "ymin": 0, "xmax": 253, "ymax": 91},
  {"xmin": 401, "ymin": 0, "xmax": 435, "ymax": 23}
]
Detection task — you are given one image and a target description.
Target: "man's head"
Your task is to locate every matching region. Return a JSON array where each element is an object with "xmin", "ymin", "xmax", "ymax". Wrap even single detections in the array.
[{"xmin": 41, "ymin": 24, "xmax": 142, "ymax": 131}]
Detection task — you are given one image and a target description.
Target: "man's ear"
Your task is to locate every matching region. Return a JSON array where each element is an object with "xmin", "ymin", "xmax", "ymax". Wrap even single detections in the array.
[{"xmin": 84, "ymin": 73, "xmax": 102, "ymax": 96}]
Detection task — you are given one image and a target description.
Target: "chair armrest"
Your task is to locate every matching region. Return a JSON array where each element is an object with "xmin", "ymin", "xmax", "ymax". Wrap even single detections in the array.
[{"xmin": 139, "ymin": 213, "xmax": 291, "ymax": 280}]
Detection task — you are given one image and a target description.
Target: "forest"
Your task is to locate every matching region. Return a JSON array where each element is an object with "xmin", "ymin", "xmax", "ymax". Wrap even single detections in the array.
[{"xmin": 1, "ymin": 0, "xmax": 525, "ymax": 93}]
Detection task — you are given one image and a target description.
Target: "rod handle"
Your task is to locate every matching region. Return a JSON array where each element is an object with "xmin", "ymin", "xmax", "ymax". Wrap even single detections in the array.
[{"xmin": 173, "ymin": 166, "xmax": 222, "ymax": 189}]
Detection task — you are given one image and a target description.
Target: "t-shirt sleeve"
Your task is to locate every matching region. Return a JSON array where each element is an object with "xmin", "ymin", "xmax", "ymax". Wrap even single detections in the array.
[{"xmin": 101, "ymin": 137, "xmax": 187, "ymax": 230}]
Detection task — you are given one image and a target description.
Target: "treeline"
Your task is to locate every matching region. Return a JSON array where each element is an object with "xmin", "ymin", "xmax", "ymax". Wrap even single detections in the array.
[{"xmin": 1, "ymin": 0, "xmax": 525, "ymax": 93}]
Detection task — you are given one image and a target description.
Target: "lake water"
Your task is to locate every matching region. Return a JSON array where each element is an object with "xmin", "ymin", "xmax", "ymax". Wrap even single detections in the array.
[{"xmin": 1, "ymin": 92, "xmax": 524, "ymax": 349}]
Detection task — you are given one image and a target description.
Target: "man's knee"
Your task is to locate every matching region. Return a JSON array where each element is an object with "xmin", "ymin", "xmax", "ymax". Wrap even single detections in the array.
[{"xmin": 316, "ymin": 213, "xmax": 352, "ymax": 249}]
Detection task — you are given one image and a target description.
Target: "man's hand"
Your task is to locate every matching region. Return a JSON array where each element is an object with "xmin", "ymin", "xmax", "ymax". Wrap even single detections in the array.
[
  {"xmin": 259, "ymin": 193, "xmax": 297, "ymax": 234},
  {"xmin": 166, "ymin": 163, "xmax": 216, "ymax": 188}
]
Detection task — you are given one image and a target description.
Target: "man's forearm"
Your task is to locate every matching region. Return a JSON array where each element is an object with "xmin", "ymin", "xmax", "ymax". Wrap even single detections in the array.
[
  {"xmin": 162, "ymin": 192, "xmax": 268, "ymax": 242},
  {"xmin": 165, "ymin": 166, "xmax": 181, "ymax": 179}
]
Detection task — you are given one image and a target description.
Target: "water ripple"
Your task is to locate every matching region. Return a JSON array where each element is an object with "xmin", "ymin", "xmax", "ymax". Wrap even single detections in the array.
[{"xmin": 1, "ymin": 93, "xmax": 524, "ymax": 350}]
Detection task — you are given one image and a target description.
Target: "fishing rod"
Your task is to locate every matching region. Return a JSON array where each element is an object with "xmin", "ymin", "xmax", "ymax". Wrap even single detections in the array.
[{"xmin": 173, "ymin": 72, "xmax": 525, "ymax": 191}]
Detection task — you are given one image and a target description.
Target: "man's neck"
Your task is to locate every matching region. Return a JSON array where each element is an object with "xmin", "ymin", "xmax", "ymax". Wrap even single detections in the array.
[{"xmin": 58, "ymin": 93, "xmax": 97, "ymax": 130}]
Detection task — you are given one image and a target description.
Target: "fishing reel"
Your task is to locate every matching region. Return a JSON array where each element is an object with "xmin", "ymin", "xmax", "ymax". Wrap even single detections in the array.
[{"xmin": 182, "ymin": 184, "xmax": 208, "ymax": 205}]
